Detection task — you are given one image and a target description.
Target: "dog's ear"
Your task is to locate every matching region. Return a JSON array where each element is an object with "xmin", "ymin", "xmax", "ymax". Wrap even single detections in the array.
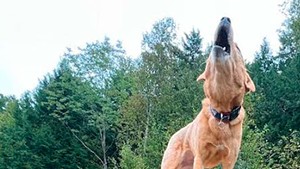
[
  {"xmin": 245, "ymin": 73, "xmax": 255, "ymax": 92},
  {"xmin": 197, "ymin": 72, "xmax": 206, "ymax": 81},
  {"xmin": 197, "ymin": 61, "xmax": 209, "ymax": 81}
]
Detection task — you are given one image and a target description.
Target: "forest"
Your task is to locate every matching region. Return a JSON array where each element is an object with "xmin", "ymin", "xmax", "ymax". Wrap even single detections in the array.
[{"xmin": 1, "ymin": 0, "xmax": 300, "ymax": 168}]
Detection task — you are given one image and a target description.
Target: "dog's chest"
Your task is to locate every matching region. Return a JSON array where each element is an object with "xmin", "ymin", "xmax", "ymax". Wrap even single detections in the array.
[
  {"xmin": 201, "ymin": 141, "xmax": 230, "ymax": 167},
  {"xmin": 215, "ymin": 144, "xmax": 226, "ymax": 151}
]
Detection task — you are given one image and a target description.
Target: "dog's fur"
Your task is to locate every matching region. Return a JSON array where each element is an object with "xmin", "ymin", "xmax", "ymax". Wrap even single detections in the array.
[{"xmin": 161, "ymin": 17, "xmax": 255, "ymax": 169}]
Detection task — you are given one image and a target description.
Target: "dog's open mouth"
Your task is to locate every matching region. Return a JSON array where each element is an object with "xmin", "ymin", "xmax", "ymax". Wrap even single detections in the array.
[
  {"xmin": 214, "ymin": 17, "xmax": 232, "ymax": 55},
  {"xmin": 215, "ymin": 27, "xmax": 230, "ymax": 54}
]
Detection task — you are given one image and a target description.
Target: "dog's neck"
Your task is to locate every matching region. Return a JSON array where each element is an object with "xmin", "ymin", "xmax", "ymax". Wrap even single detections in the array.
[
  {"xmin": 210, "ymin": 99, "xmax": 243, "ymax": 114},
  {"xmin": 207, "ymin": 66, "xmax": 246, "ymax": 113},
  {"xmin": 202, "ymin": 98, "xmax": 243, "ymax": 123},
  {"xmin": 210, "ymin": 104, "xmax": 241, "ymax": 122},
  {"xmin": 207, "ymin": 89, "xmax": 244, "ymax": 113}
]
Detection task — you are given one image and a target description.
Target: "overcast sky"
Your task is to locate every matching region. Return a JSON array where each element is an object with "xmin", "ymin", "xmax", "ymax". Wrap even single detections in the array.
[{"xmin": 0, "ymin": 0, "xmax": 285, "ymax": 98}]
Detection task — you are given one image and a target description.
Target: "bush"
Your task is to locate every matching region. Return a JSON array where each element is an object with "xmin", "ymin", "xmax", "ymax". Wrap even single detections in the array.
[
  {"xmin": 235, "ymin": 123, "xmax": 268, "ymax": 169},
  {"xmin": 118, "ymin": 144, "xmax": 147, "ymax": 169},
  {"xmin": 263, "ymin": 130, "xmax": 300, "ymax": 168}
]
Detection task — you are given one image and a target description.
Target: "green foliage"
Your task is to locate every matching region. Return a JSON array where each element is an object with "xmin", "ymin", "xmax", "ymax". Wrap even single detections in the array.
[
  {"xmin": 235, "ymin": 124, "xmax": 268, "ymax": 169},
  {"xmin": 142, "ymin": 17, "xmax": 177, "ymax": 51},
  {"xmin": 28, "ymin": 65, "xmax": 106, "ymax": 168},
  {"xmin": 132, "ymin": 18, "xmax": 206, "ymax": 168},
  {"xmin": 118, "ymin": 93, "xmax": 147, "ymax": 150},
  {"xmin": 258, "ymin": 130, "xmax": 300, "ymax": 168},
  {"xmin": 0, "ymin": 96, "xmax": 27, "ymax": 168},
  {"xmin": 181, "ymin": 29, "xmax": 204, "ymax": 67},
  {"xmin": 280, "ymin": 0, "xmax": 300, "ymax": 58},
  {"xmin": 64, "ymin": 37, "xmax": 126, "ymax": 89},
  {"xmin": 118, "ymin": 144, "xmax": 147, "ymax": 169},
  {"xmin": 248, "ymin": 36, "xmax": 300, "ymax": 141},
  {"xmin": 0, "ymin": 37, "xmax": 130, "ymax": 168}
]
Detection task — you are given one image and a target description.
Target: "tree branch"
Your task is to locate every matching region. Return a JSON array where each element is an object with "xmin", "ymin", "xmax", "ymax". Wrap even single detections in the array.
[{"xmin": 64, "ymin": 123, "xmax": 104, "ymax": 166}]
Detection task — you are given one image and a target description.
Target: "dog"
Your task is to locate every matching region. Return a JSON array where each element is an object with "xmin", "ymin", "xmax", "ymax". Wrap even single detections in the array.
[{"xmin": 161, "ymin": 17, "xmax": 255, "ymax": 169}]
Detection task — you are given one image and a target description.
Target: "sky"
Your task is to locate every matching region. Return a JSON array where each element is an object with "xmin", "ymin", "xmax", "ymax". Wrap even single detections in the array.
[{"xmin": 0, "ymin": 0, "xmax": 285, "ymax": 98}]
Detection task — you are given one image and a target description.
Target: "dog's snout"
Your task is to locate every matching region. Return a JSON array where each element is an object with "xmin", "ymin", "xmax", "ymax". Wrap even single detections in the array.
[{"xmin": 221, "ymin": 17, "xmax": 231, "ymax": 24}]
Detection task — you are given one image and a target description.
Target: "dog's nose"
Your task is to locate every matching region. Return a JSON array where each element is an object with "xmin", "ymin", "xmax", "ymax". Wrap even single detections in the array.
[{"xmin": 220, "ymin": 17, "xmax": 231, "ymax": 24}]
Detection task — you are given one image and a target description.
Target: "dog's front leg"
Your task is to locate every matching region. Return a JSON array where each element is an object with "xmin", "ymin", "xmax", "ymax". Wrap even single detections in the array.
[
  {"xmin": 221, "ymin": 156, "xmax": 237, "ymax": 169},
  {"xmin": 221, "ymin": 154, "xmax": 237, "ymax": 169},
  {"xmin": 221, "ymin": 146, "xmax": 238, "ymax": 169},
  {"xmin": 193, "ymin": 156, "xmax": 204, "ymax": 169},
  {"xmin": 221, "ymin": 162, "xmax": 235, "ymax": 169}
]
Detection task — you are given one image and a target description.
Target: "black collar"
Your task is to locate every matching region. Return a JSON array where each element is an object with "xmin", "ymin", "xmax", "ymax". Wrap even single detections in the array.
[{"xmin": 210, "ymin": 105, "xmax": 241, "ymax": 122}]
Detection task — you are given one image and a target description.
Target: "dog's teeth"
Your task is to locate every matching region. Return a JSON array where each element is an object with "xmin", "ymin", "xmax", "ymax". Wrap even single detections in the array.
[{"xmin": 223, "ymin": 47, "xmax": 226, "ymax": 51}]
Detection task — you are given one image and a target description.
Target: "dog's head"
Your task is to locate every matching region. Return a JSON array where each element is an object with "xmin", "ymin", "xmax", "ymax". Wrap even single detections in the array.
[{"xmin": 197, "ymin": 17, "xmax": 255, "ymax": 112}]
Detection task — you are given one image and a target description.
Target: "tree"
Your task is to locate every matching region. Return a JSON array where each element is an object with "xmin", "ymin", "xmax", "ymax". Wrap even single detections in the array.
[
  {"xmin": 134, "ymin": 18, "xmax": 181, "ymax": 167},
  {"xmin": 181, "ymin": 29, "xmax": 204, "ymax": 68},
  {"xmin": 1, "ymin": 37, "xmax": 134, "ymax": 168},
  {"xmin": 118, "ymin": 18, "xmax": 207, "ymax": 168},
  {"xmin": 64, "ymin": 37, "xmax": 126, "ymax": 89},
  {"xmin": 28, "ymin": 62, "xmax": 107, "ymax": 168},
  {"xmin": 64, "ymin": 38, "xmax": 137, "ymax": 168},
  {"xmin": 248, "ymin": 1, "xmax": 300, "ymax": 141},
  {"xmin": 249, "ymin": 38, "xmax": 275, "ymax": 93},
  {"xmin": 279, "ymin": 0, "xmax": 300, "ymax": 59}
]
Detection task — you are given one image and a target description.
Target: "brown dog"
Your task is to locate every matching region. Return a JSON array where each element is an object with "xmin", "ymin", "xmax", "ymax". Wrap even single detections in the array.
[{"xmin": 161, "ymin": 17, "xmax": 255, "ymax": 169}]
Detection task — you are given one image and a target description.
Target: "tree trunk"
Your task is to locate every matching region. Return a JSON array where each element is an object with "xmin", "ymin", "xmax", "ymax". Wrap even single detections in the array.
[
  {"xmin": 100, "ymin": 125, "xmax": 108, "ymax": 169},
  {"xmin": 143, "ymin": 98, "xmax": 151, "ymax": 154}
]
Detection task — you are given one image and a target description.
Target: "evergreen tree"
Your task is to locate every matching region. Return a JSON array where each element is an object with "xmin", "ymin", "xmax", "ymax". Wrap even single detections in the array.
[{"xmin": 279, "ymin": 0, "xmax": 300, "ymax": 59}]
